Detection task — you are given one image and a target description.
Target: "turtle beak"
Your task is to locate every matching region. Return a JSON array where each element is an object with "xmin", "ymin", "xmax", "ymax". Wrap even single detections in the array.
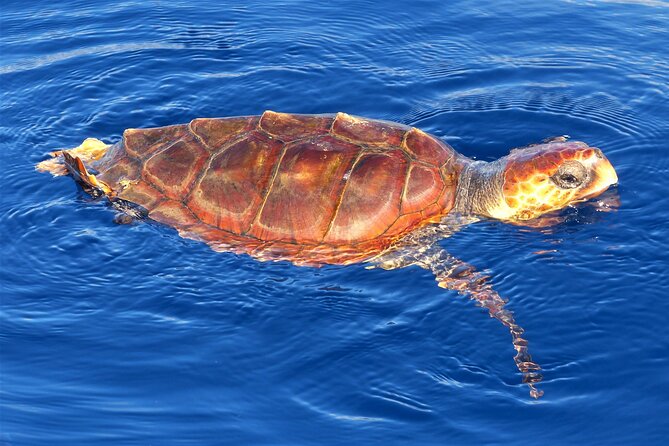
[{"xmin": 585, "ymin": 149, "xmax": 618, "ymax": 197}]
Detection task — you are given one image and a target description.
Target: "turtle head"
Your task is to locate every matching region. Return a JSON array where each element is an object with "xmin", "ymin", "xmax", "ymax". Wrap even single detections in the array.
[{"xmin": 485, "ymin": 139, "xmax": 618, "ymax": 221}]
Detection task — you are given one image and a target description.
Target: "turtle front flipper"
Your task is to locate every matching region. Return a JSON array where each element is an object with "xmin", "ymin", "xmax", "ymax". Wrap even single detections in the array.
[
  {"xmin": 424, "ymin": 248, "xmax": 544, "ymax": 399},
  {"xmin": 373, "ymin": 241, "xmax": 544, "ymax": 399}
]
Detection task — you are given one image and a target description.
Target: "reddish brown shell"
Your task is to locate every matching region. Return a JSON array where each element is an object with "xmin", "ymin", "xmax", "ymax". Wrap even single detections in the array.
[{"xmin": 93, "ymin": 111, "xmax": 462, "ymax": 265}]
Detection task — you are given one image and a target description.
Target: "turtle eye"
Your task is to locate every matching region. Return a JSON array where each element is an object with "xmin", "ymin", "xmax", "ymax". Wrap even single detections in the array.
[
  {"xmin": 551, "ymin": 161, "xmax": 586, "ymax": 189},
  {"xmin": 559, "ymin": 173, "xmax": 579, "ymax": 186}
]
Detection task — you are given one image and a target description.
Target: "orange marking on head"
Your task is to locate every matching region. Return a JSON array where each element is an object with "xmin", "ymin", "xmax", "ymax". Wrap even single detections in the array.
[{"xmin": 493, "ymin": 140, "xmax": 617, "ymax": 221}]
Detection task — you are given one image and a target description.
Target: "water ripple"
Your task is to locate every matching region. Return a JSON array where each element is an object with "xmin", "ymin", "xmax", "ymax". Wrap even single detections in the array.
[{"xmin": 0, "ymin": 43, "xmax": 186, "ymax": 75}]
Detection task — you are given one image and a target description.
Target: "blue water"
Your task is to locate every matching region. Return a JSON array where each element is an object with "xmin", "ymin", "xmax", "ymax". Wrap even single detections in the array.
[{"xmin": 1, "ymin": 0, "xmax": 668, "ymax": 444}]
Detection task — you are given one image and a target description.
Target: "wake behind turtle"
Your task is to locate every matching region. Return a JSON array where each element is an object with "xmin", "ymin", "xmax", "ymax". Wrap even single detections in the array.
[{"xmin": 38, "ymin": 111, "xmax": 618, "ymax": 398}]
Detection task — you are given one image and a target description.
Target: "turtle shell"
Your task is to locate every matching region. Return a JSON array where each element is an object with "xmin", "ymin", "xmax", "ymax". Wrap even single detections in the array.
[{"xmin": 93, "ymin": 111, "xmax": 462, "ymax": 265}]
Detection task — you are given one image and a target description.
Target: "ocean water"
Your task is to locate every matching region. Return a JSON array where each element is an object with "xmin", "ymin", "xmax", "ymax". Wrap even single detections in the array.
[{"xmin": 1, "ymin": 0, "xmax": 668, "ymax": 444}]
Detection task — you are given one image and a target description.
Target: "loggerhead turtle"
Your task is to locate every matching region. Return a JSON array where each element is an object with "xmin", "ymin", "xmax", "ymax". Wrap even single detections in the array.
[{"xmin": 37, "ymin": 111, "xmax": 618, "ymax": 398}]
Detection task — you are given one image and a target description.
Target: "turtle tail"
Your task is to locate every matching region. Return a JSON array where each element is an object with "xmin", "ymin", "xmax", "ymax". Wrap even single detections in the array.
[{"xmin": 36, "ymin": 138, "xmax": 112, "ymax": 196}]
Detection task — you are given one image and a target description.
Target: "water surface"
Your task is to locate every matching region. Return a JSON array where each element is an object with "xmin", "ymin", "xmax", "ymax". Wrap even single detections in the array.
[{"xmin": 1, "ymin": 0, "xmax": 668, "ymax": 444}]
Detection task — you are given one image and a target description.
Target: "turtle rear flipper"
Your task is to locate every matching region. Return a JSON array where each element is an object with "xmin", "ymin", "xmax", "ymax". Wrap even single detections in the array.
[
  {"xmin": 61, "ymin": 151, "xmax": 111, "ymax": 197},
  {"xmin": 37, "ymin": 138, "xmax": 112, "ymax": 197},
  {"xmin": 36, "ymin": 138, "xmax": 109, "ymax": 176}
]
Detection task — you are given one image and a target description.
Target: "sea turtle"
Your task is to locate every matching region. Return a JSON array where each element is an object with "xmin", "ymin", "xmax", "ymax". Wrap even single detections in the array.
[{"xmin": 37, "ymin": 111, "xmax": 618, "ymax": 398}]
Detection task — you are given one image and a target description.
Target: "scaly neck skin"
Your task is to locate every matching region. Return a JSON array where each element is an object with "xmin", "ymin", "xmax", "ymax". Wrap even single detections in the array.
[{"xmin": 454, "ymin": 159, "xmax": 511, "ymax": 219}]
